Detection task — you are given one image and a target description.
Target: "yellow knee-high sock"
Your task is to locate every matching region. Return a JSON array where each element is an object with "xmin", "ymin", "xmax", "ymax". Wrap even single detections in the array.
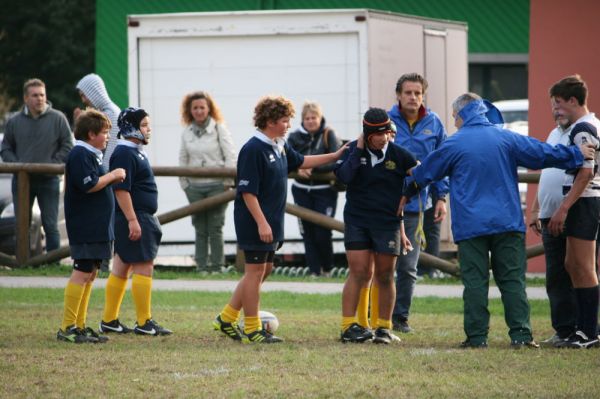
[
  {"xmin": 341, "ymin": 316, "xmax": 357, "ymax": 332},
  {"xmin": 61, "ymin": 282, "xmax": 85, "ymax": 331},
  {"xmin": 131, "ymin": 274, "xmax": 152, "ymax": 325},
  {"xmin": 377, "ymin": 318, "xmax": 392, "ymax": 330},
  {"xmin": 357, "ymin": 287, "xmax": 371, "ymax": 328},
  {"xmin": 75, "ymin": 282, "xmax": 93, "ymax": 329},
  {"xmin": 244, "ymin": 315, "xmax": 261, "ymax": 334},
  {"xmin": 102, "ymin": 273, "xmax": 128, "ymax": 322},
  {"xmin": 220, "ymin": 304, "xmax": 241, "ymax": 324},
  {"xmin": 369, "ymin": 284, "xmax": 380, "ymax": 329}
]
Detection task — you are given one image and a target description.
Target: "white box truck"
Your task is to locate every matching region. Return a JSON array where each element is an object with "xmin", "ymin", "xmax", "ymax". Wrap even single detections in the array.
[{"xmin": 126, "ymin": 9, "xmax": 468, "ymax": 255}]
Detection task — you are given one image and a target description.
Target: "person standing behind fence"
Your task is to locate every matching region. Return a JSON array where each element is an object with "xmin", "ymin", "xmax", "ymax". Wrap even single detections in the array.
[
  {"xmin": 75, "ymin": 73, "xmax": 120, "ymax": 171},
  {"xmin": 287, "ymin": 101, "xmax": 342, "ymax": 276},
  {"xmin": 1, "ymin": 78, "xmax": 73, "ymax": 252},
  {"xmin": 179, "ymin": 91, "xmax": 237, "ymax": 273}
]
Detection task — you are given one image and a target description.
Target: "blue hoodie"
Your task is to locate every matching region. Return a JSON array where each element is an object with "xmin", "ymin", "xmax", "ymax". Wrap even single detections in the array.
[
  {"xmin": 388, "ymin": 104, "xmax": 449, "ymax": 212},
  {"xmin": 410, "ymin": 99, "xmax": 584, "ymax": 242}
]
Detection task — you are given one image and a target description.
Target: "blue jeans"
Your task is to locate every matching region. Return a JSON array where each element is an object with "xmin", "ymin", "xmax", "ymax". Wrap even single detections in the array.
[
  {"xmin": 291, "ymin": 185, "xmax": 337, "ymax": 275},
  {"xmin": 12, "ymin": 175, "xmax": 61, "ymax": 251},
  {"xmin": 417, "ymin": 206, "xmax": 441, "ymax": 277},
  {"xmin": 393, "ymin": 212, "xmax": 420, "ymax": 321}
]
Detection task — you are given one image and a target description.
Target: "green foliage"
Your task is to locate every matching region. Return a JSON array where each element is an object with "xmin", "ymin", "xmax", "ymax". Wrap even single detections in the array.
[{"xmin": 0, "ymin": 0, "xmax": 95, "ymax": 121}]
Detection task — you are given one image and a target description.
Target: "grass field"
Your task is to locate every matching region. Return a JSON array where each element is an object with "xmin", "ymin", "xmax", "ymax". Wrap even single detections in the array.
[{"xmin": 1, "ymin": 286, "xmax": 598, "ymax": 398}]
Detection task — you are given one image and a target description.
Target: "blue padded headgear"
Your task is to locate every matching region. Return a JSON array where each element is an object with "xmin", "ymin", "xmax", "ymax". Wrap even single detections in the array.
[{"xmin": 117, "ymin": 107, "xmax": 149, "ymax": 144}]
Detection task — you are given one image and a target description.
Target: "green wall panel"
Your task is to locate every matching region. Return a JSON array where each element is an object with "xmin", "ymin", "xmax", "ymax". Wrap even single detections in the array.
[{"xmin": 97, "ymin": 0, "xmax": 529, "ymax": 106}]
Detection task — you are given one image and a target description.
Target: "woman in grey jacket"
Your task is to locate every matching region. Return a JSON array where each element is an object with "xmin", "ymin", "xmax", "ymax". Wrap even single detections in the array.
[
  {"xmin": 287, "ymin": 101, "xmax": 342, "ymax": 276},
  {"xmin": 179, "ymin": 91, "xmax": 237, "ymax": 272}
]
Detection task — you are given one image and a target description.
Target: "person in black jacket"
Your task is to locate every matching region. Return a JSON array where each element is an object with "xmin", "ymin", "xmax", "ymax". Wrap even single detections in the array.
[{"xmin": 287, "ymin": 101, "xmax": 342, "ymax": 276}]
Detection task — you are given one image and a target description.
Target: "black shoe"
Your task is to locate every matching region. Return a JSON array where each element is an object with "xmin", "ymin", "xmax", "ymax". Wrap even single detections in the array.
[
  {"xmin": 373, "ymin": 327, "xmax": 395, "ymax": 344},
  {"xmin": 213, "ymin": 314, "xmax": 243, "ymax": 341},
  {"xmin": 510, "ymin": 339, "xmax": 540, "ymax": 349},
  {"xmin": 134, "ymin": 319, "xmax": 173, "ymax": 336},
  {"xmin": 556, "ymin": 331, "xmax": 599, "ymax": 349},
  {"xmin": 57, "ymin": 325, "xmax": 98, "ymax": 344},
  {"xmin": 99, "ymin": 319, "xmax": 133, "ymax": 334},
  {"xmin": 81, "ymin": 327, "xmax": 109, "ymax": 343},
  {"xmin": 242, "ymin": 329, "xmax": 283, "ymax": 344},
  {"xmin": 392, "ymin": 318, "xmax": 412, "ymax": 333},
  {"xmin": 340, "ymin": 323, "xmax": 374, "ymax": 343},
  {"xmin": 459, "ymin": 339, "xmax": 488, "ymax": 349}
]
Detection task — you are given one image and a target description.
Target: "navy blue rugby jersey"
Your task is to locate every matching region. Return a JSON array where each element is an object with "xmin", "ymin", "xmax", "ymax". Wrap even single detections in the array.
[
  {"xmin": 110, "ymin": 142, "xmax": 158, "ymax": 214},
  {"xmin": 234, "ymin": 134, "xmax": 304, "ymax": 249},
  {"xmin": 64, "ymin": 143, "xmax": 115, "ymax": 244},
  {"xmin": 334, "ymin": 140, "xmax": 417, "ymax": 229}
]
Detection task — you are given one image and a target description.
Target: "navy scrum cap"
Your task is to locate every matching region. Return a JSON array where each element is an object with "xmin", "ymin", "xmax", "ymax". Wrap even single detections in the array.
[
  {"xmin": 117, "ymin": 107, "xmax": 149, "ymax": 144},
  {"xmin": 363, "ymin": 107, "xmax": 392, "ymax": 138}
]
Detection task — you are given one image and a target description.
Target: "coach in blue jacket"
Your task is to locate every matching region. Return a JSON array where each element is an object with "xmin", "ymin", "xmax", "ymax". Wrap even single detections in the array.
[
  {"xmin": 388, "ymin": 73, "xmax": 449, "ymax": 333},
  {"xmin": 404, "ymin": 92, "xmax": 593, "ymax": 348}
]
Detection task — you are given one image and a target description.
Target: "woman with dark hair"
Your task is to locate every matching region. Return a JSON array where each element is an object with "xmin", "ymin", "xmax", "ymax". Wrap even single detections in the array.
[{"xmin": 179, "ymin": 91, "xmax": 237, "ymax": 273}]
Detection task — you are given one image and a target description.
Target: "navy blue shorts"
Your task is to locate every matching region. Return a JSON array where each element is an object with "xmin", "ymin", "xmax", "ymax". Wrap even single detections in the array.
[
  {"xmin": 114, "ymin": 212, "xmax": 162, "ymax": 263},
  {"xmin": 344, "ymin": 223, "xmax": 402, "ymax": 255},
  {"xmin": 565, "ymin": 197, "xmax": 600, "ymax": 240},
  {"xmin": 70, "ymin": 241, "xmax": 113, "ymax": 261}
]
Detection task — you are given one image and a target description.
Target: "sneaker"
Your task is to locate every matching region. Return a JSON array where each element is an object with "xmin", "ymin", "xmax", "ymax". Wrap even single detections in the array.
[
  {"xmin": 389, "ymin": 331, "xmax": 402, "ymax": 343},
  {"xmin": 242, "ymin": 329, "xmax": 283, "ymax": 344},
  {"xmin": 459, "ymin": 339, "xmax": 488, "ymax": 349},
  {"xmin": 213, "ymin": 314, "xmax": 243, "ymax": 341},
  {"xmin": 373, "ymin": 327, "xmax": 395, "ymax": 344},
  {"xmin": 556, "ymin": 331, "xmax": 599, "ymax": 349},
  {"xmin": 340, "ymin": 323, "xmax": 374, "ymax": 343},
  {"xmin": 81, "ymin": 327, "xmax": 109, "ymax": 343},
  {"xmin": 134, "ymin": 319, "xmax": 173, "ymax": 336},
  {"xmin": 99, "ymin": 319, "xmax": 133, "ymax": 334},
  {"xmin": 540, "ymin": 333, "xmax": 567, "ymax": 347},
  {"xmin": 510, "ymin": 339, "xmax": 540, "ymax": 349},
  {"xmin": 392, "ymin": 318, "xmax": 412, "ymax": 333},
  {"xmin": 57, "ymin": 325, "xmax": 98, "ymax": 344}
]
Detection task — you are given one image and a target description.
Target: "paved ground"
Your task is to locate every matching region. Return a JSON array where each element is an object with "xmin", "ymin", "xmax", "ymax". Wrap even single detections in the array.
[{"xmin": 0, "ymin": 276, "xmax": 549, "ymax": 299}]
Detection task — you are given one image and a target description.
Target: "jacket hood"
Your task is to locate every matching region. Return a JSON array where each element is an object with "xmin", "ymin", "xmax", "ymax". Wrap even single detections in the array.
[
  {"xmin": 457, "ymin": 99, "xmax": 504, "ymax": 127},
  {"xmin": 300, "ymin": 117, "xmax": 327, "ymax": 135},
  {"xmin": 76, "ymin": 74, "xmax": 112, "ymax": 109}
]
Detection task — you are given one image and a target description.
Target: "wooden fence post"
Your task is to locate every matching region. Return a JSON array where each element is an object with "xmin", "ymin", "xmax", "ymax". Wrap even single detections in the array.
[{"xmin": 15, "ymin": 171, "xmax": 30, "ymax": 265}]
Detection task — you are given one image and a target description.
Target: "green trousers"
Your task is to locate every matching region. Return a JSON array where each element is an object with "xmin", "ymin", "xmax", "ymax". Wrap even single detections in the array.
[
  {"xmin": 184, "ymin": 183, "xmax": 227, "ymax": 271},
  {"xmin": 458, "ymin": 232, "xmax": 532, "ymax": 344}
]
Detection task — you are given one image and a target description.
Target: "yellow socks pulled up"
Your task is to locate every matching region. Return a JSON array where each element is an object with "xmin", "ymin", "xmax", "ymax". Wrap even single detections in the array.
[
  {"xmin": 377, "ymin": 319, "xmax": 392, "ymax": 330},
  {"xmin": 357, "ymin": 287, "xmax": 370, "ymax": 328},
  {"xmin": 76, "ymin": 282, "xmax": 93, "ymax": 329},
  {"xmin": 369, "ymin": 284, "xmax": 380, "ymax": 329},
  {"xmin": 131, "ymin": 274, "xmax": 152, "ymax": 325},
  {"xmin": 243, "ymin": 315, "xmax": 261, "ymax": 335},
  {"xmin": 341, "ymin": 316, "xmax": 357, "ymax": 332},
  {"xmin": 220, "ymin": 304, "xmax": 241, "ymax": 324},
  {"xmin": 61, "ymin": 282, "xmax": 85, "ymax": 331},
  {"xmin": 103, "ymin": 273, "xmax": 128, "ymax": 322}
]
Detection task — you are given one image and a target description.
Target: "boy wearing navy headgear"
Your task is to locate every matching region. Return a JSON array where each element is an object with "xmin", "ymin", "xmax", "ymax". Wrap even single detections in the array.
[
  {"xmin": 213, "ymin": 95, "xmax": 348, "ymax": 343},
  {"xmin": 99, "ymin": 107, "xmax": 172, "ymax": 336},
  {"xmin": 57, "ymin": 109, "xmax": 126, "ymax": 343},
  {"xmin": 335, "ymin": 107, "xmax": 417, "ymax": 344}
]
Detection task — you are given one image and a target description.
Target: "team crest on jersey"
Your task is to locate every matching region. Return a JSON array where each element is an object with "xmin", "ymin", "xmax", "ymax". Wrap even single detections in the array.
[
  {"xmin": 385, "ymin": 160, "xmax": 396, "ymax": 170},
  {"xmin": 423, "ymin": 129, "xmax": 432, "ymax": 135},
  {"xmin": 269, "ymin": 153, "xmax": 276, "ymax": 163},
  {"xmin": 360, "ymin": 157, "xmax": 367, "ymax": 165},
  {"xmin": 239, "ymin": 180, "xmax": 249, "ymax": 186},
  {"xmin": 137, "ymin": 152, "xmax": 145, "ymax": 160}
]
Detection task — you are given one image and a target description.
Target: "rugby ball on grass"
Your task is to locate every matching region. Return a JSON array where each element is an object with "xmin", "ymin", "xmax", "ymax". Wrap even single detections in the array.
[{"xmin": 239, "ymin": 310, "xmax": 279, "ymax": 333}]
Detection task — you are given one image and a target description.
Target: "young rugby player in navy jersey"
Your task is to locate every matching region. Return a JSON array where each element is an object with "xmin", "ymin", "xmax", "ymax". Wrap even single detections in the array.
[
  {"xmin": 57, "ymin": 109, "xmax": 126, "ymax": 343},
  {"xmin": 214, "ymin": 95, "xmax": 348, "ymax": 343},
  {"xmin": 99, "ymin": 107, "xmax": 172, "ymax": 336},
  {"xmin": 335, "ymin": 107, "xmax": 417, "ymax": 344}
]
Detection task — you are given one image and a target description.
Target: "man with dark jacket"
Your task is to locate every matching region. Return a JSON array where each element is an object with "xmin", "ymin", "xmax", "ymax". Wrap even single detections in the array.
[{"xmin": 1, "ymin": 78, "xmax": 73, "ymax": 252}]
